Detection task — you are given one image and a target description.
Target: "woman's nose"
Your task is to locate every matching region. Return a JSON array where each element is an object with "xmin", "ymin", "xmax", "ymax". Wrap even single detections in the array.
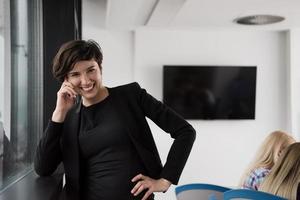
[{"xmin": 80, "ymin": 73, "xmax": 89, "ymax": 84}]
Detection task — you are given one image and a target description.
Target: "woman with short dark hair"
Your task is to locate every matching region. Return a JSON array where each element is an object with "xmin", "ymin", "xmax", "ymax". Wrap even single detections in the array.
[{"xmin": 34, "ymin": 39, "xmax": 196, "ymax": 200}]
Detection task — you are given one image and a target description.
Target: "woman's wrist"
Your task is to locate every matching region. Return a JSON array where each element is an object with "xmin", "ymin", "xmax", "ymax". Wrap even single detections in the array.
[
  {"xmin": 159, "ymin": 178, "xmax": 172, "ymax": 192},
  {"xmin": 52, "ymin": 109, "xmax": 67, "ymax": 123}
]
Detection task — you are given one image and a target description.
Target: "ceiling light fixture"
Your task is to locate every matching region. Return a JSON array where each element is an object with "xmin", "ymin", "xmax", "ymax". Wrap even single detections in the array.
[{"xmin": 234, "ymin": 15, "xmax": 285, "ymax": 25}]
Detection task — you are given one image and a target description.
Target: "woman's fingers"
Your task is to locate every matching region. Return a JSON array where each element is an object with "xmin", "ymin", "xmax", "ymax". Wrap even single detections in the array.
[
  {"xmin": 131, "ymin": 173, "xmax": 144, "ymax": 182},
  {"xmin": 131, "ymin": 178, "xmax": 143, "ymax": 195},
  {"xmin": 58, "ymin": 88, "xmax": 75, "ymax": 102},
  {"xmin": 62, "ymin": 87, "xmax": 77, "ymax": 98},
  {"xmin": 58, "ymin": 83, "xmax": 77, "ymax": 103},
  {"xmin": 131, "ymin": 174, "xmax": 154, "ymax": 199},
  {"xmin": 55, "ymin": 82, "xmax": 78, "ymax": 113},
  {"xmin": 61, "ymin": 80, "xmax": 74, "ymax": 88},
  {"xmin": 52, "ymin": 81, "xmax": 78, "ymax": 122},
  {"xmin": 142, "ymin": 190, "xmax": 153, "ymax": 200},
  {"xmin": 131, "ymin": 174, "xmax": 172, "ymax": 199},
  {"xmin": 133, "ymin": 182, "xmax": 146, "ymax": 196},
  {"xmin": 60, "ymin": 82, "xmax": 77, "ymax": 96}
]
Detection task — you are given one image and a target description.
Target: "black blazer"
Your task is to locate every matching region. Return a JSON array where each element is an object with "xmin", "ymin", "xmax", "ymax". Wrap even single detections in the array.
[{"xmin": 34, "ymin": 82, "xmax": 196, "ymax": 200}]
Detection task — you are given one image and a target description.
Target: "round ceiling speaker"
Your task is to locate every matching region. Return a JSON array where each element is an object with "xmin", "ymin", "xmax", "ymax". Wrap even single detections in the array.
[{"xmin": 234, "ymin": 15, "xmax": 285, "ymax": 25}]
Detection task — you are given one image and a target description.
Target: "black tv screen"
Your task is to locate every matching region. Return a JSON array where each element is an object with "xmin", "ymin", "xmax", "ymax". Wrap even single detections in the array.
[{"xmin": 163, "ymin": 66, "xmax": 257, "ymax": 119}]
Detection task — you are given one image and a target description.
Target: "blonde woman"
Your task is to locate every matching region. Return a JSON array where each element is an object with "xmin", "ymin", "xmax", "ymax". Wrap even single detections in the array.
[
  {"xmin": 239, "ymin": 130, "xmax": 295, "ymax": 190},
  {"xmin": 259, "ymin": 142, "xmax": 300, "ymax": 200}
]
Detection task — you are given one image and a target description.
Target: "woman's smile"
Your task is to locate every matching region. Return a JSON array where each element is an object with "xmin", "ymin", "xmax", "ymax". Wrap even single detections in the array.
[{"xmin": 80, "ymin": 83, "xmax": 94, "ymax": 92}]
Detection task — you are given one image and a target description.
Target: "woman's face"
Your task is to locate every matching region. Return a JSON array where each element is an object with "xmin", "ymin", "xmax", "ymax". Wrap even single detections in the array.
[{"xmin": 66, "ymin": 59, "xmax": 104, "ymax": 105}]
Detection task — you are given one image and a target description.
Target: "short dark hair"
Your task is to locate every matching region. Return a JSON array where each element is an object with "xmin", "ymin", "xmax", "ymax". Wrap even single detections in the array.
[{"xmin": 52, "ymin": 39, "xmax": 103, "ymax": 82}]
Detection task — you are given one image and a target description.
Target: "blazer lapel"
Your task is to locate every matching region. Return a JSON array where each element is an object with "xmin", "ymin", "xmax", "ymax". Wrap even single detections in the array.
[{"xmin": 109, "ymin": 88, "xmax": 162, "ymax": 178}]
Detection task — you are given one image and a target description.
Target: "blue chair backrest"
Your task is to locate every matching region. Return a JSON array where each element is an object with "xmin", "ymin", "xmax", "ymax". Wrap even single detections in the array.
[
  {"xmin": 175, "ymin": 183, "xmax": 231, "ymax": 200},
  {"xmin": 223, "ymin": 189, "xmax": 287, "ymax": 200}
]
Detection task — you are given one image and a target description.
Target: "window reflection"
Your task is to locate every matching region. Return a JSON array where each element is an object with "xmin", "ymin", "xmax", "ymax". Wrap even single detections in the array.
[
  {"xmin": 0, "ymin": 0, "xmax": 42, "ymax": 191},
  {"xmin": 0, "ymin": 0, "xmax": 8, "ymax": 189}
]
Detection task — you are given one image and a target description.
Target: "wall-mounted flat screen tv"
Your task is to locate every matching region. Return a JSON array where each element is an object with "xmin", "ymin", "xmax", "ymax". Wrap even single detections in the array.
[{"xmin": 163, "ymin": 65, "xmax": 257, "ymax": 120}]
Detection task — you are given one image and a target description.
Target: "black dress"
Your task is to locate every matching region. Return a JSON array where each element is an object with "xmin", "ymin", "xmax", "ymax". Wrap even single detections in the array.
[{"xmin": 78, "ymin": 93, "xmax": 152, "ymax": 200}]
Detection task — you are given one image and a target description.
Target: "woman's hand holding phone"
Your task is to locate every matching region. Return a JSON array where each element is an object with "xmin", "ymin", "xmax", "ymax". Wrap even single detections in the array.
[{"xmin": 52, "ymin": 81, "xmax": 78, "ymax": 123}]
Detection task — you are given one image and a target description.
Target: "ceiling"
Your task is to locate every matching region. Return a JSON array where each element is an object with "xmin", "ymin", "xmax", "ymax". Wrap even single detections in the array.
[
  {"xmin": 1, "ymin": 0, "xmax": 299, "ymax": 32},
  {"xmin": 83, "ymin": 0, "xmax": 300, "ymax": 30}
]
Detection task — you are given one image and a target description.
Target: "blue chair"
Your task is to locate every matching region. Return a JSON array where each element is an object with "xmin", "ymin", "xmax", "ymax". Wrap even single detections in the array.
[
  {"xmin": 223, "ymin": 189, "xmax": 287, "ymax": 200},
  {"xmin": 175, "ymin": 183, "xmax": 231, "ymax": 200}
]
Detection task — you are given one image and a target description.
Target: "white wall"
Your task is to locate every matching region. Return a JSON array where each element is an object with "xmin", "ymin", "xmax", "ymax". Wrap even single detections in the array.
[
  {"xmin": 134, "ymin": 28, "xmax": 289, "ymax": 199},
  {"xmin": 83, "ymin": 20, "xmax": 292, "ymax": 200},
  {"xmin": 83, "ymin": 26, "xmax": 134, "ymax": 87},
  {"xmin": 288, "ymin": 28, "xmax": 300, "ymax": 140},
  {"xmin": 82, "ymin": 0, "xmax": 134, "ymax": 87}
]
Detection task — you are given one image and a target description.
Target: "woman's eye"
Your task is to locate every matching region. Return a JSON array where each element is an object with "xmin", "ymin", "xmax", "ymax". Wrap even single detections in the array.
[{"xmin": 69, "ymin": 73, "xmax": 79, "ymax": 77}]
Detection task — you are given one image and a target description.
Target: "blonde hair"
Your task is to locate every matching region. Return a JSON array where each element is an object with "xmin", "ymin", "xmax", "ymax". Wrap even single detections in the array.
[
  {"xmin": 238, "ymin": 130, "xmax": 295, "ymax": 187},
  {"xmin": 259, "ymin": 142, "xmax": 300, "ymax": 200}
]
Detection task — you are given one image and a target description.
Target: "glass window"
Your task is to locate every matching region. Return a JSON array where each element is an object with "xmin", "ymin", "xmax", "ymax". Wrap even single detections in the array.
[{"xmin": 0, "ymin": 0, "xmax": 42, "ymax": 191}]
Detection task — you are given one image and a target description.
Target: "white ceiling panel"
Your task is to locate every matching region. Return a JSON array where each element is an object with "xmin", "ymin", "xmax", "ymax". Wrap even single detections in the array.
[{"xmin": 83, "ymin": 0, "xmax": 300, "ymax": 30}]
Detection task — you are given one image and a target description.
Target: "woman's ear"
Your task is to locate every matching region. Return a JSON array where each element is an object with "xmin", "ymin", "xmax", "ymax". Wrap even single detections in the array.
[
  {"xmin": 274, "ymin": 149, "xmax": 283, "ymax": 162},
  {"xmin": 278, "ymin": 149, "xmax": 283, "ymax": 157}
]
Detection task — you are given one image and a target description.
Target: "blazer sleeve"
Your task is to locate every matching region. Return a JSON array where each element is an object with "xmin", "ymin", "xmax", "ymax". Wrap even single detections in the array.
[
  {"xmin": 34, "ymin": 120, "xmax": 63, "ymax": 176},
  {"xmin": 135, "ymin": 82, "xmax": 196, "ymax": 184}
]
